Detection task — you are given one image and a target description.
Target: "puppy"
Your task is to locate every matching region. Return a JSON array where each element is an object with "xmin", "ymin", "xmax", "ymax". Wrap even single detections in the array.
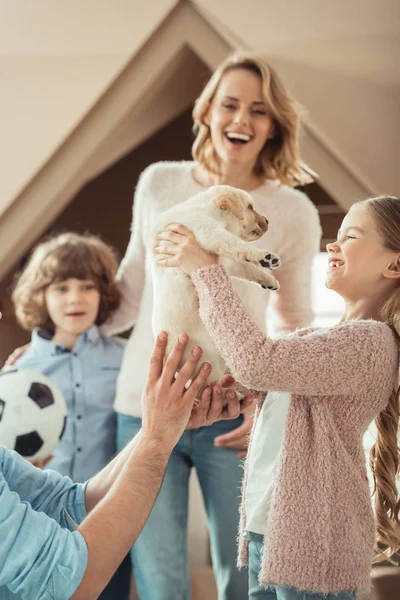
[{"xmin": 152, "ymin": 185, "xmax": 280, "ymax": 388}]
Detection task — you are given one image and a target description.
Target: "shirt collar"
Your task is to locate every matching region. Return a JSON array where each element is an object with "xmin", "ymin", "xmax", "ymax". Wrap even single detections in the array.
[{"xmin": 33, "ymin": 325, "xmax": 101, "ymax": 355}]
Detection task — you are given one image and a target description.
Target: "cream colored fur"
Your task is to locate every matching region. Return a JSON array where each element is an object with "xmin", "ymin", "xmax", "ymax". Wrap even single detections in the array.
[{"xmin": 151, "ymin": 185, "xmax": 280, "ymax": 386}]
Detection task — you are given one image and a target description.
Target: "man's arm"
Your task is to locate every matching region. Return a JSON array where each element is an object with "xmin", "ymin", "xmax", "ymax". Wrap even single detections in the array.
[{"xmin": 74, "ymin": 332, "xmax": 252, "ymax": 600}]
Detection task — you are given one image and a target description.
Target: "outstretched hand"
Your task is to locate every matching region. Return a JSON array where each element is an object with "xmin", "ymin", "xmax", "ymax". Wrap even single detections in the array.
[
  {"xmin": 155, "ymin": 223, "xmax": 217, "ymax": 276},
  {"xmin": 188, "ymin": 378, "xmax": 254, "ymax": 430},
  {"xmin": 141, "ymin": 332, "xmax": 253, "ymax": 451}
]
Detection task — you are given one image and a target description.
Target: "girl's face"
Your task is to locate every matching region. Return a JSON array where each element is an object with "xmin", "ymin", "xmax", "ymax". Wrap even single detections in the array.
[
  {"xmin": 45, "ymin": 278, "xmax": 100, "ymax": 347},
  {"xmin": 205, "ymin": 68, "xmax": 275, "ymax": 171},
  {"xmin": 326, "ymin": 203, "xmax": 400, "ymax": 301}
]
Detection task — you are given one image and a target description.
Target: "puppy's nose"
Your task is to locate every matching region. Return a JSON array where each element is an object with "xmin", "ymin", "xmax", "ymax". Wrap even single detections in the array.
[{"xmin": 258, "ymin": 217, "xmax": 268, "ymax": 232}]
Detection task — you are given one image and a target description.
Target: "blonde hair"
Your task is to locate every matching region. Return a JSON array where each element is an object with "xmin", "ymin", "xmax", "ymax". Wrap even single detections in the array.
[
  {"xmin": 192, "ymin": 50, "xmax": 313, "ymax": 187},
  {"xmin": 362, "ymin": 195, "xmax": 400, "ymax": 561},
  {"xmin": 12, "ymin": 232, "xmax": 120, "ymax": 334}
]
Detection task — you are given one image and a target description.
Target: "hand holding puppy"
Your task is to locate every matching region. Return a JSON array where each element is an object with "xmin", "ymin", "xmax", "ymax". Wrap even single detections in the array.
[{"xmin": 155, "ymin": 223, "xmax": 217, "ymax": 276}]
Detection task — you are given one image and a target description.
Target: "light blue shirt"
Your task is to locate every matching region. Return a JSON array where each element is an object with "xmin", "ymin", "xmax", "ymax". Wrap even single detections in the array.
[
  {"xmin": 0, "ymin": 445, "xmax": 88, "ymax": 600},
  {"xmin": 13, "ymin": 326, "xmax": 125, "ymax": 482}
]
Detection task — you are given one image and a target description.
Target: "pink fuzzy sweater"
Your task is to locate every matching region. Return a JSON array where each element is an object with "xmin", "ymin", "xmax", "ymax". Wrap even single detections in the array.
[{"xmin": 191, "ymin": 264, "xmax": 399, "ymax": 595}]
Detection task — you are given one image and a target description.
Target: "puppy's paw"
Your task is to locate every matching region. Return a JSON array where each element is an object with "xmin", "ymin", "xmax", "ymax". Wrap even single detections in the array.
[
  {"xmin": 253, "ymin": 269, "xmax": 280, "ymax": 291},
  {"xmin": 261, "ymin": 282, "xmax": 280, "ymax": 291},
  {"xmin": 259, "ymin": 252, "xmax": 281, "ymax": 270},
  {"xmin": 259, "ymin": 279, "xmax": 280, "ymax": 291}
]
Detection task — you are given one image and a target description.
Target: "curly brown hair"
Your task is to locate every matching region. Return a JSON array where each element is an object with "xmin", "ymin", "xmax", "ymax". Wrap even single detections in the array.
[{"xmin": 12, "ymin": 232, "xmax": 121, "ymax": 335}]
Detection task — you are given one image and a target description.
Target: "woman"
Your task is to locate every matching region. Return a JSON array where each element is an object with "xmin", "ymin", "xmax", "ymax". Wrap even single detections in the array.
[{"xmin": 103, "ymin": 51, "xmax": 321, "ymax": 600}]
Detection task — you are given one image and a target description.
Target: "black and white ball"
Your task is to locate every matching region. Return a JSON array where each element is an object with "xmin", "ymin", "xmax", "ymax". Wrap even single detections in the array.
[{"xmin": 0, "ymin": 369, "xmax": 67, "ymax": 459}]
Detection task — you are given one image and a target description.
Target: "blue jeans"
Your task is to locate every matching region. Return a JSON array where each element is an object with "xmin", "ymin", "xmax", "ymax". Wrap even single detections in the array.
[
  {"xmin": 117, "ymin": 413, "xmax": 248, "ymax": 600},
  {"xmin": 248, "ymin": 533, "xmax": 355, "ymax": 600}
]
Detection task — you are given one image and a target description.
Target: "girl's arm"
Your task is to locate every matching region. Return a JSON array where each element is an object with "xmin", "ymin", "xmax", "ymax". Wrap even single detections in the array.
[
  {"xmin": 191, "ymin": 264, "xmax": 397, "ymax": 398},
  {"xmin": 101, "ymin": 167, "xmax": 152, "ymax": 336},
  {"xmin": 268, "ymin": 196, "xmax": 321, "ymax": 335}
]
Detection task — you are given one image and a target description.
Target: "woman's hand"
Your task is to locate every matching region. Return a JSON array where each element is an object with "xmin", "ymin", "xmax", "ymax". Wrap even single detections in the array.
[
  {"xmin": 213, "ymin": 405, "xmax": 254, "ymax": 458},
  {"xmin": 27, "ymin": 455, "xmax": 54, "ymax": 469},
  {"xmin": 4, "ymin": 343, "xmax": 30, "ymax": 366},
  {"xmin": 155, "ymin": 223, "xmax": 217, "ymax": 276}
]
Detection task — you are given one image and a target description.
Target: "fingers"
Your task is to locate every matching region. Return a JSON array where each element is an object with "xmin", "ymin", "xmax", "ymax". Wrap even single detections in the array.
[
  {"xmin": 5, "ymin": 346, "xmax": 27, "ymax": 367},
  {"xmin": 163, "ymin": 333, "xmax": 202, "ymax": 384},
  {"xmin": 165, "ymin": 223, "xmax": 193, "ymax": 236},
  {"xmin": 239, "ymin": 394, "xmax": 254, "ymax": 413},
  {"xmin": 187, "ymin": 386, "xmax": 213, "ymax": 429},
  {"xmin": 154, "ymin": 243, "xmax": 179, "ymax": 257},
  {"xmin": 147, "ymin": 332, "xmax": 169, "ymax": 383},
  {"xmin": 215, "ymin": 422, "xmax": 247, "ymax": 443},
  {"xmin": 205, "ymin": 384, "xmax": 225, "ymax": 424},
  {"xmin": 157, "ymin": 256, "xmax": 181, "ymax": 268},
  {"xmin": 170, "ymin": 341, "xmax": 202, "ymax": 390},
  {"xmin": 28, "ymin": 456, "xmax": 54, "ymax": 469},
  {"xmin": 157, "ymin": 231, "xmax": 186, "ymax": 244},
  {"xmin": 182, "ymin": 359, "xmax": 212, "ymax": 399},
  {"xmin": 215, "ymin": 434, "xmax": 248, "ymax": 450}
]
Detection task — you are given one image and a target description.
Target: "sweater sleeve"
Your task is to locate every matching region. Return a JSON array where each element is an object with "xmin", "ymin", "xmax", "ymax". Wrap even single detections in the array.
[
  {"xmin": 268, "ymin": 192, "xmax": 321, "ymax": 335},
  {"xmin": 101, "ymin": 166, "xmax": 152, "ymax": 335},
  {"xmin": 191, "ymin": 265, "xmax": 397, "ymax": 397}
]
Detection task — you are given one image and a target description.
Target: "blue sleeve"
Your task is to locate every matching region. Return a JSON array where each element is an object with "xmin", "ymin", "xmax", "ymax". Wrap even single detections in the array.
[
  {"xmin": 1, "ymin": 447, "xmax": 87, "ymax": 526},
  {"xmin": 0, "ymin": 447, "xmax": 88, "ymax": 599}
]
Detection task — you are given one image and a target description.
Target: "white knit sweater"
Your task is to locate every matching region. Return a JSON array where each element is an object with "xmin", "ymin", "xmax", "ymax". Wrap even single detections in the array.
[{"xmin": 103, "ymin": 161, "xmax": 321, "ymax": 417}]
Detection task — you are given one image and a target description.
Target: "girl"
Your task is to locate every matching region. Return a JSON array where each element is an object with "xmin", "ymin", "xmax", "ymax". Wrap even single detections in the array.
[
  {"xmin": 155, "ymin": 194, "xmax": 400, "ymax": 599},
  {"xmin": 103, "ymin": 51, "xmax": 321, "ymax": 599},
  {"xmin": 9, "ymin": 232, "xmax": 131, "ymax": 600}
]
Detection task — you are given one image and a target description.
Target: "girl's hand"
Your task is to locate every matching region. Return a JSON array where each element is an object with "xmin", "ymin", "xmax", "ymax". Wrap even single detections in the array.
[
  {"xmin": 155, "ymin": 223, "xmax": 217, "ymax": 276},
  {"xmin": 213, "ymin": 405, "xmax": 254, "ymax": 457}
]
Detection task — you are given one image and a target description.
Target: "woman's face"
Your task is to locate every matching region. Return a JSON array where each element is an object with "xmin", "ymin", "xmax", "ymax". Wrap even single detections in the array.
[{"xmin": 205, "ymin": 68, "xmax": 275, "ymax": 172}]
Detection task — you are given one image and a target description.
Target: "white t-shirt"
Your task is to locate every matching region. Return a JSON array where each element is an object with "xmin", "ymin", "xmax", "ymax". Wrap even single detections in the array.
[{"xmin": 245, "ymin": 390, "xmax": 291, "ymax": 535}]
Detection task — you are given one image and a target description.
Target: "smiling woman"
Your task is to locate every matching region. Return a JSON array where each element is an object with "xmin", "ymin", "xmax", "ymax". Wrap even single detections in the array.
[{"xmin": 101, "ymin": 50, "xmax": 321, "ymax": 600}]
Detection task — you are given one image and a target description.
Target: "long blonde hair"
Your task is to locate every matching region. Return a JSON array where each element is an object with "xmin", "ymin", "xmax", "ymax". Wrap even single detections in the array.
[
  {"xmin": 363, "ymin": 195, "xmax": 400, "ymax": 561},
  {"xmin": 192, "ymin": 50, "xmax": 314, "ymax": 187}
]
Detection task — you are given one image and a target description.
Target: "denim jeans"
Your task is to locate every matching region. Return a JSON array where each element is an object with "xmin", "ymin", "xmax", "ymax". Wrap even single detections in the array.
[
  {"xmin": 117, "ymin": 413, "xmax": 248, "ymax": 600},
  {"xmin": 248, "ymin": 533, "xmax": 355, "ymax": 600}
]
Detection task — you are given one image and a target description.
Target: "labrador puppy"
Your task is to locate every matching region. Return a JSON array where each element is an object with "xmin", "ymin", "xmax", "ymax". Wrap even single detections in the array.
[{"xmin": 152, "ymin": 184, "xmax": 280, "ymax": 387}]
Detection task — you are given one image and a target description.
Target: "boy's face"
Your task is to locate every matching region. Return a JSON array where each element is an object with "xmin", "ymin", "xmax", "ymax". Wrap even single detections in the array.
[{"xmin": 45, "ymin": 278, "xmax": 100, "ymax": 346}]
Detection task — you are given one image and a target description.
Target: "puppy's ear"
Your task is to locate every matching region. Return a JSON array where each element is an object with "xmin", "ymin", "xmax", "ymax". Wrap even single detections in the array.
[
  {"xmin": 215, "ymin": 195, "xmax": 232, "ymax": 211},
  {"xmin": 214, "ymin": 191, "xmax": 244, "ymax": 220}
]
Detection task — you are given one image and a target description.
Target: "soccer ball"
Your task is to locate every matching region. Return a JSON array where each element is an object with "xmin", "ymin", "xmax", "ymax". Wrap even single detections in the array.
[{"xmin": 0, "ymin": 369, "xmax": 67, "ymax": 459}]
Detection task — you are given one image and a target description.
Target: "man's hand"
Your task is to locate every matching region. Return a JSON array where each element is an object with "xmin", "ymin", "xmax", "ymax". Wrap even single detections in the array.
[
  {"xmin": 141, "ymin": 331, "xmax": 212, "ymax": 451},
  {"xmin": 188, "ymin": 382, "xmax": 253, "ymax": 430}
]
